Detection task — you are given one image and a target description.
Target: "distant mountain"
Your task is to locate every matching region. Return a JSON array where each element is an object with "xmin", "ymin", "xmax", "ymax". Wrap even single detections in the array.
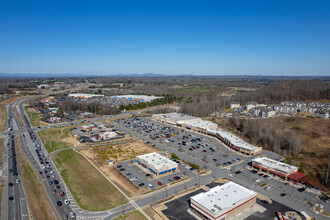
[{"xmin": 0, "ymin": 73, "xmax": 169, "ymax": 78}]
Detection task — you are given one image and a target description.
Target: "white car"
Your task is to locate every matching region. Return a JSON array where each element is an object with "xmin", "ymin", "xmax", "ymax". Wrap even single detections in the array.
[
  {"xmin": 264, "ymin": 186, "xmax": 270, "ymax": 190},
  {"xmin": 226, "ymin": 167, "xmax": 231, "ymax": 170},
  {"xmin": 254, "ymin": 179, "xmax": 261, "ymax": 183},
  {"xmin": 227, "ymin": 173, "xmax": 233, "ymax": 177},
  {"xmin": 69, "ymin": 212, "xmax": 75, "ymax": 219},
  {"xmin": 266, "ymin": 176, "xmax": 271, "ymax": 180},
  {"xmin": 16, "ymin": 179, "xmax": 20, "ymax": 184},
  {"xmin": 64, "ymin": 199, "xmax": 70, "ymax": 205}
]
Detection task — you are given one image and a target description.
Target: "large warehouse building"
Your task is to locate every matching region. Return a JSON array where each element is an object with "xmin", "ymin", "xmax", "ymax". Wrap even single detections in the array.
[
  {"xmin": 111, "ymin": 95, "xmax": 161, "ymax": 102},
  {"xmin": 190, "ymin": 182, "xmax": 257, "ymax": 220},
  {"xmin": 68, "ymin": 93, "xmax": 104, "ymax": 99},
  {"xmin": 136, "ymin": 152, "xmax": 178, "ymax": 175},
  {"xmin": 152, "ymin": 113, "xmax": 262, "ymax": 156},
  {"xmin": 252, "ymin": 157, "xmax": 298, "ymax": 180}
]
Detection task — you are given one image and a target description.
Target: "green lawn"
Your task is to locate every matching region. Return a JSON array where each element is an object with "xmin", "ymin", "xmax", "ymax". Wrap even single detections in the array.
[
  {"xmin": 38, "ymin": 125, "xmax": 75, "ymax": 153},
  {"xmin": 114, "ymin": 210, "xmax": 147, "ymax": 220},
  {"xmin": 52, "ymin": 149, "xmax": 128, "ymax": 211}
]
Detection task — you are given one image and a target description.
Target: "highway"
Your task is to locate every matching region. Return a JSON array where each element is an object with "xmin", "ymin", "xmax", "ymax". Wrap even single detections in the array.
[{"xmin": 3, "ymin": 102, "xmax": 30, "ymax": 220}]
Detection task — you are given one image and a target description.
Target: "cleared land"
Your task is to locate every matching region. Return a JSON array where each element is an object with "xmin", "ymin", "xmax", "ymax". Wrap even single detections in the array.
[
  {"xmin": 52, "ymin": 149, "xmax": 127, "ymax": 211},
  {"xmin": 38, "ymin": 125, "xmax": 76, "ymax": 153},
  {"xmin": 0, "ymin": 106, "xmax": 7, "ymax": 132},
  {"xmin": 78, "ymin": 140, "xmax": 162, "ymax": 196},
  {"xmin": 15, "ymin": 135, "xmax": 55, "ymax": 220},
  {"xmin": 114, "ymin": 210, "xmax": 147, "ymax": 220},
  {"xmin": 24, "ymin": 106, "xmax": 47, "ymax": 127}
]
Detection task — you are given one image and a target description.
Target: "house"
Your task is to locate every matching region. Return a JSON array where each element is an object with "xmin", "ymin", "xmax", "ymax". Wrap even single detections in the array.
[
  {"xmin": 246, "ymin": 102, "xmax": 258, "ymax": 110},
  {"xmin": 230, "ymin": 102, "xmax": 240, "ymax": 109},
  {"xmin": 314, "ymin": 110, "xmax": 329, "ymax": 118}
]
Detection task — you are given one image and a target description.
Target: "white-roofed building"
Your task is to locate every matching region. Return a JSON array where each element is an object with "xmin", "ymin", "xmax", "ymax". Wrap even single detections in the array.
[
  {"xmin": 68, "ymin": 93, "xmax": 104, "ymax": 99},
  {"xmin": 98, "ymin": 132, "xmax": 117, "ymax": 140},
  {"xmin": 252, "ymin": 157, "xmax": 298, "ymax": 179},
  {"xmin": 190, "ymin": 182, "xmax": 257, "ymax": 220},
  {"xmin": 206, "ymin": 128, "xmax": 262, "ymax": 156},
  {"xmin": 152, "ymin": 113, "xmax": 262, "ymax": 156},
  {"xmin": 152, "ymin": 112, "xmax": 201, "ymax": 125},
  {"xmin": 136, "ymin": 152, "xmax": 178, "ymax": 175},
  {"xmin": 111, "ymin": 95, "xmax": 161, "ymax": 102}
]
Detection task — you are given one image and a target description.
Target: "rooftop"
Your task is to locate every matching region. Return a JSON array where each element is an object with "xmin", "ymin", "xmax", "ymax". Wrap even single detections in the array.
[
  {"xmin": 191, "ymin": 182, "xmax": 256, "ymax": 215},
  {"xmin": 137, "ymin": 152, "xmax": 177, "ymax": 171},
  {"xmin": 182, "ymin": 120, "xmax": 217, "ymax": 129},
  {"xmin": 252, "ymin": 157, "xmax": 298, "ymax": 174},
  {"xmin": 206, "ymin": 128, "xmax": 261, "ymax": 151},
  {"xmin": 154, "ymin": 112, "xmax": 201, "ymax": 122}
]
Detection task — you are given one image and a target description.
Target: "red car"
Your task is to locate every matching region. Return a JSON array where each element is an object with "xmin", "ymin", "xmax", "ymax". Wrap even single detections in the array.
[
  {"xmin": 157, "ymin": 181, "xmax": 162, "ymax": 186},
  {"xmin": 259, "ymin": 173, "xmax": 263, "ymax": 176},
  {"xmin": 192, "ymin": 147, "xmax": 196, "ymax": 149},
  {"xmin": 59, "ymin": 191, "xmax": 65, "ymax": 197},
  {"xmin": 203, "ymin": 150, "xmax": 206, "ymax": 152}
]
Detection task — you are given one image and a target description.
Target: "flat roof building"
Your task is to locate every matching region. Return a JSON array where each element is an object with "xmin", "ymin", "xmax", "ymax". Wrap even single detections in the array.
[
  {"xmin": 68, "ymin": 93, "xmax": 104, "ymax": 98},
  {"xmin": 111, "ymin": 95, "xmax": 161, "ymax": 102},
  {"xmin": 152, "ymin": 113, "xmax": 262, "ymax": 156},
  {"xmin": 152, "ymin": 112, "xmax": 201, "ymax": 125},
  {"xmin": 252, "ymin": 157, "xmax": 298, "ymax": 179},
  {"xmin": 190, "ymin": 182, "xmax": 257, "ymax": 220},
  {"xmin": 136, "ymin": 152, "xmax": 178, "ymax": 175}
]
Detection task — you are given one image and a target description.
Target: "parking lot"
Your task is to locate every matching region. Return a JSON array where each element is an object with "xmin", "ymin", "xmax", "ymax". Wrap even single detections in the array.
[
  {"xmin": 116, "ymin": 117, "xmax": 243, "ymax": 170},
  {"xmin": 116, "ymin": 157, "xmax": 197, "ymax": 190}
]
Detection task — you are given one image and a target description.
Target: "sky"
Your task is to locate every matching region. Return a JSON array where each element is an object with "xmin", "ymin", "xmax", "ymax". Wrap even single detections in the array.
[{"xmin": 0, "ymin": 0, "xmax": 329, "ymax": 76}]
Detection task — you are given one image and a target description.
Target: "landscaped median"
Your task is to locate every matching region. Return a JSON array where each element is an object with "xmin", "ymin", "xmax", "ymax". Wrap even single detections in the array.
[{"xmin": 52, "ymin": 149, "xmax": 128, "ymax": 211}]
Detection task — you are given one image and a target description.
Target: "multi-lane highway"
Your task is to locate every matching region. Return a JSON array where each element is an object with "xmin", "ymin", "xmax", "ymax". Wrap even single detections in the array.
[{"xmin": 3, "ymin": 102, "xmax": 30, "ymax": 220}]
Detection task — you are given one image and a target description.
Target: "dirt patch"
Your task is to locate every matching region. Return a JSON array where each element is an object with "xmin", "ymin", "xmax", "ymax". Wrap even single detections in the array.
[
  {"xmin": 0, "ymin": 96, "xmax": 24, "ymax": 105},
  {"xmin": 15, "ymin": 135, "xmax": 55, "ymax": 220},
  {"xmin": 77, "ymin": 140, "xmax": 163, "ymax": 197},
  {"xmin": 88, "ymin": 140, "xmax": 162, "ymax": 162},
  {"xmin": 142, "ymin": 205, "xmax": 163, "ymax": 220}
]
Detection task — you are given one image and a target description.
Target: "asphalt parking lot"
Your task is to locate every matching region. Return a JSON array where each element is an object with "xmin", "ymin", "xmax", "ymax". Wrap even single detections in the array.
[
  {"xmin": 246, "ymin": 198, "xmax": 299, "ymax": 220},
  {"xmin": 162, "ymin": 189, "xmax": 206, "ymax": 220},
  {"xmin": 117, "ymin": 117, "xmax": 242, "ymax": 169},
  {"xmin": 117, "ymin": 158, "xmax": 196, "ymax": 189}
]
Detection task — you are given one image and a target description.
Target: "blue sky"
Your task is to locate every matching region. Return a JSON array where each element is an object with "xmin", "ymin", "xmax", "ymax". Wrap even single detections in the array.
[{"xmin": 0, "ymin": 0, "xmax": 329, "ymax": 75}]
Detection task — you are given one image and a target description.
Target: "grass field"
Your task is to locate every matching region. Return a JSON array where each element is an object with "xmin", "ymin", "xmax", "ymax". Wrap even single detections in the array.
[
  {"xmin": 114, "ymin": 210, "xmax": 147, "ymax": 220},
  {"xmin": 24, "ymin": 106, "xmax": 42, "ymax": 127},
  {"xmin": 38, "ymin": 125, "xmax": 75, "ymax": 153},
  {"xmin": 52, "ymin": 149, "xmax": 128, "ymax": 211},
  {"xmin": 16, "ymin": 135, "xmax": 55, "ymax": 220},
  {"xmin": 177, "ymin": 87, "xmax": 209, "ymax": 93},
  {"xmin": 0, "ymin": 106, "xmax": 7, "ymax": 132}
]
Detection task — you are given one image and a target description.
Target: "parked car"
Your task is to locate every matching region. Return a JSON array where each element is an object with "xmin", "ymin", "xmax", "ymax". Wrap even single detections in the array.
[{"xmin": 157, "ymin": 181, "xmax": 162, "ymax": 186}]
